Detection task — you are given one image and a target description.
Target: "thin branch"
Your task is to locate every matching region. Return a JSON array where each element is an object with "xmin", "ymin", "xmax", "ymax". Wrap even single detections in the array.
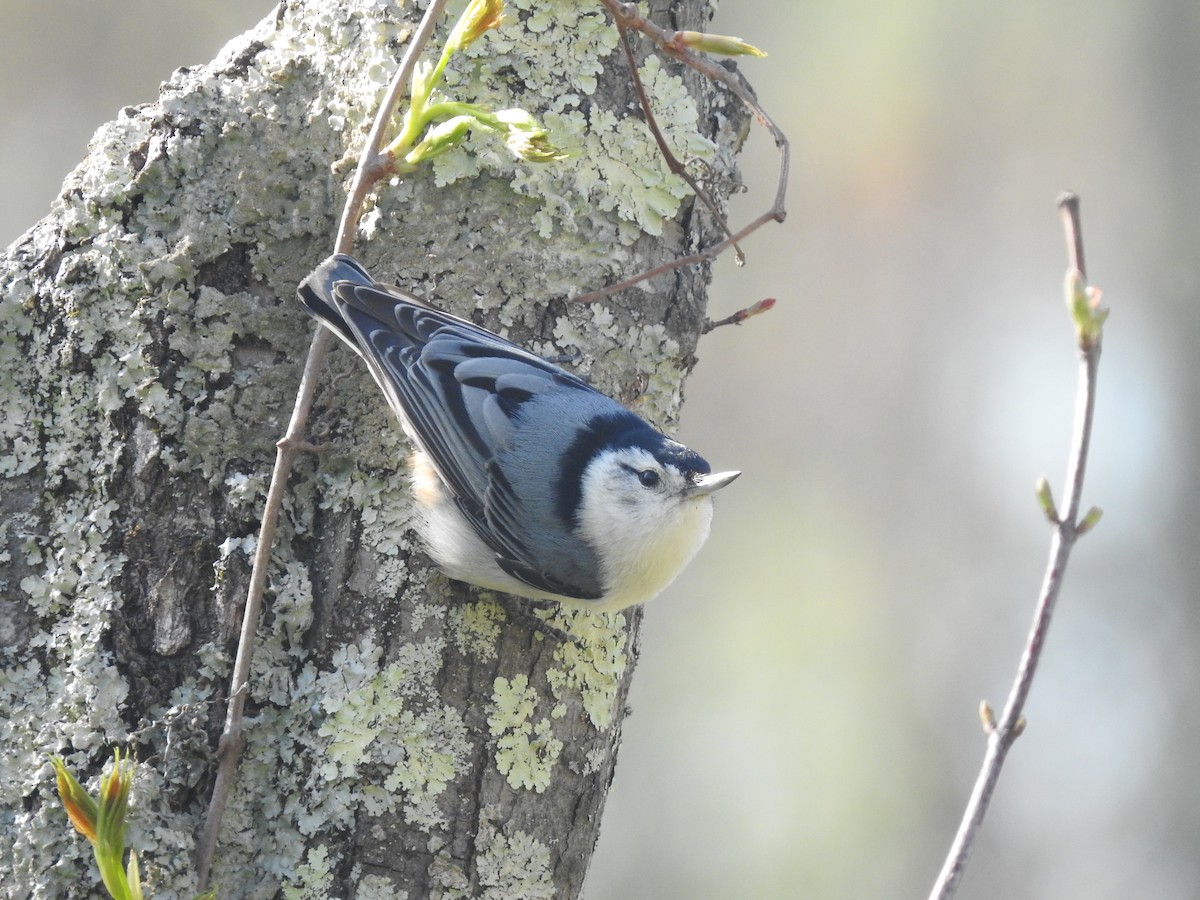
[
  {"xmin": 1058, "ymin": 191, "xmax": 1086, "ymax": 280},
  {"xmin": 928, "ymin": 193, "xmax": 1106, "ymax": 900},
  {"xmin": 194, "ymin": 1, "xmax": 450, "ymax": 887},
  {"xmin": 573, "ymin": 207, "xmax": 782, "ymax": 304},
  {"xmin": 337, "ymin": 3, "xmax": 450, "ymax": 252},
  {"xmin": 613, "ymin": 21, "xmax": 743, "ymax": 261},
  {"xmin": 575, "ymin": 0, "xmax": 788, "ymax": 303}
]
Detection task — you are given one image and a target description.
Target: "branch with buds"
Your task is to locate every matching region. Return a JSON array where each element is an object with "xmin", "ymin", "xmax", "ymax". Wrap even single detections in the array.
[
  {"xmin": 574, "ymin": 0, "xmax": 789, "ymax": 304},
  {"xmin": 703, "ymin": 297, "xmax": 776, "ymax": 333},
  {"xmin": 197, "ymin": 0, "xmax": 461, "ymax": 886},
  {"xmin": 383, "ymin": 0, "xmax": 566, "ymax": 172},
  {"xmin": 928, "ymin": 193, "xmax": 1108, "ymax": 899}
]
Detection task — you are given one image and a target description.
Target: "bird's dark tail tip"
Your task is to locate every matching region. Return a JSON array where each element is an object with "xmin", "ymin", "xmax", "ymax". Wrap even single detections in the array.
[{"xmin": 296, "ymin": 253, "xmax": 374, "ymax": 337}]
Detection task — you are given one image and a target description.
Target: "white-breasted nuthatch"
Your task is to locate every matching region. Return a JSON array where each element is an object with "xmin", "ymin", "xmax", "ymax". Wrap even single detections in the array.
[{"xmin": 297, "ymin": 254, "xmax": 739, "ymax": 612}]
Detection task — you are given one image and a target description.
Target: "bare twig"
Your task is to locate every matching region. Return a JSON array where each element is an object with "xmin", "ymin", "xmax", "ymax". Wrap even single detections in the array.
[
  {"xmin": 928, "ymin": 193, "xmax": 1106, "ymax": 900},
  {"xmin": 613, "ymin": 22, "xmax": 744, "ymax": 261},
  {"xmin": 702, "ymin": 296, "xmax": 775, "ymax": 333},
  {"xmin": 194, "ymin": 1, "xmax": 450, "ymax": 887},
  {"xmin": 1059, "ymin": 191, "xmax": 1086, "ymax": 279},
  {"xmin": 575, "ymin": 0, "xmax": 789, "ymax": 303}
]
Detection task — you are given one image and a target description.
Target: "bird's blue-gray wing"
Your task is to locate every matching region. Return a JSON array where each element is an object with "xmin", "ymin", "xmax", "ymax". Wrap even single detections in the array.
[{"xmin": 297, "ymin": 254, "xmax": 604, "ymax": 600}]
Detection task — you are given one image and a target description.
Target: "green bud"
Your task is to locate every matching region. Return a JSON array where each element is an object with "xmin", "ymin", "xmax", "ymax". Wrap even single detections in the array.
[
  {"xmin": 51, "ymin": 755, "xmax": 98, "ymax": 843},
  {"xmin": 505, "ymin": 128, "xmax": 569, "ymax": 163},
  {"xmin": 447, "ymin": 0, "xmax": 506, "ymax": 53},
  {"xmin": 404, "ymin": 115, "xmax": 476, "ymax": 165},
  {"xmin": 1035, "ymin": 476, "xmax": 1059, "ymax": 523},
  {"xmin": 674, "ymin": 30, "xmax": 767, "ymax": 58},
  {"xmin": 979, "ymin": 700, "xmax": 996, "ymax": 735},
  {"xmin": 95, "ymin": 749, "xmax": 136, "ymax": 900},
  {"xmin": 491, "ymin": 109, "xmax": 567, "ymax": 161},
  {"xmin": 51, "ymin": 749, "xmax": 142, "ymax": 900},
  {"xmin": 1065, "ymin": 269, "xmax": 1107, "ymax": 348},
  {"xmin": 1076, "ymin": 505, "xmax": 1103, "ymax": 536}
]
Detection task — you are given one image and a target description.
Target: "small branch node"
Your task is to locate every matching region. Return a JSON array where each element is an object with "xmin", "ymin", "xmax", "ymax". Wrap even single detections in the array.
[{"xmin": 276, "ymin": 435, "xmax": 327, "ymax": 455}]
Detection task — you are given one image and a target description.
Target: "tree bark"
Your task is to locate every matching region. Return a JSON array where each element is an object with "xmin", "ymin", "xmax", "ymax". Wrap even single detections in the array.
[{"xmin": 0, "ymin": 1, "xmax": 746, "ymax": 895}]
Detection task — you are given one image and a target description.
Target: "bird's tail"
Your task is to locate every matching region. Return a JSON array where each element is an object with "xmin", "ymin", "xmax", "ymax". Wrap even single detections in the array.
[{"xmin": 296, "ymin": 253, "xmax": 374, "ymax": 345}]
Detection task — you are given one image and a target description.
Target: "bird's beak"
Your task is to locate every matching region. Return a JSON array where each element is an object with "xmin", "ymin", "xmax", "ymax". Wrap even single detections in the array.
[{"xmin": 686, "ymin": 470, "xmax": 741, "ymax": 497}]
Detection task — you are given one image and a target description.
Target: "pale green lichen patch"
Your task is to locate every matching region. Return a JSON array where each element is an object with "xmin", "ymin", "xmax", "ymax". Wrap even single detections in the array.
[
  {"xmin": 429, "ymin": 848, "xmax": 472, "ymax": 897},
  {"xmin": 449, "ymin": 599, "xmax": 504, "ymax": 660},
  {"xmin": 423, "ymin": 0, "xmax": 714, "ymax": 245},
  {"xmin": 309, "ymin": 362, "xmax": 425, "ymax": 589},
  {"xmin": 622, "ymin": 323, "xmax": 688, "ymax": 430},
  {"xmin": 356, "ymin": 476, "xmax": 422, "ymax": 587},
  {"xmin": 282, "ymin": 844, "xmax": 335, "ymax": 899},
  {"xmin": 307, "ymin": 638, "xmax": 469, "ymax": 830},
  {"xmin": 314, "ymin": 647, "xmax": 409, "ymax": 782},
  {"xmin": 550, "ymin": 307, "xmax": 688, "ymax": 432},
  {"xmin": 488, "ymin": 674, "xmax": 564, "ymax": 793},
  {"xmin": 544, "ymin": 610, "xmax": 629, "ymax": 730},
  {"xmin": 222, "ymin": 636, "xmax": 471, "ymax": 880},
  {"xmin": 475, "ymin": 815, "xmax": 556, "ymax": 900},
  {"xmin": 357, "ymin": 872, "xmax": 409, "ymax": 900}
]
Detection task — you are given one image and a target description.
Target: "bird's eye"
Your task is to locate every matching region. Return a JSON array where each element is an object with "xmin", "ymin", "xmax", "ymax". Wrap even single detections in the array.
[{"xmin": 637, "ymin": 469, "xmax": 661, "ymax": 489}]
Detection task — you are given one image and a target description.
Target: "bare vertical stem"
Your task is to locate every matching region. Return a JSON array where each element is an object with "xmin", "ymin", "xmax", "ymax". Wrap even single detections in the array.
[
  {"xmin": 194, "ymin": 1, "xmax": 450, "ymax": 887},
  {"xmin": 612, "ymin": 21, "xmax": 742, "ymax": 259},
  {"xmin": 575, "ymin": 0, "xmax": 789, "ymax": 303},
  {"xmin": 928, "ymin": 193, "xmax": 1104, "ymax": 899},
  {"xmin": 1058, "ymin": 192, "xmax": 1086, "ymax": 281},
  {"xmin": 335, "ymin": 0, "xmax": 450, "ymax": 253}
]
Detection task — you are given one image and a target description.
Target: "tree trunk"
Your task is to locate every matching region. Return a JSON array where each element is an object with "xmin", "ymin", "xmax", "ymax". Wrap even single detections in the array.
[{"xmin": 0, "ymin": 1, "xmax": 746, "ymax": 895}]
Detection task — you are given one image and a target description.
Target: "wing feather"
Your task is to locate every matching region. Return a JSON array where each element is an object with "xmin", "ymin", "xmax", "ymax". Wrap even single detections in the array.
[{"xmin": 297, "ymin": 254, "xmax": 603, "ymax": 599}]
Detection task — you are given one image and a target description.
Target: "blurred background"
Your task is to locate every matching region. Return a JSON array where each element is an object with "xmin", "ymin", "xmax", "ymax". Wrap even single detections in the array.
[{"xmin": 4, "ymin": 2, "xmax": 1196, "ymax": 897}]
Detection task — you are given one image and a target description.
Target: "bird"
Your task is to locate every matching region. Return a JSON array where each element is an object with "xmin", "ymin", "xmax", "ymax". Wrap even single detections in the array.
[{"xmin": 297, "ymin": 254, "xmax": 739, "ymax": 613}]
